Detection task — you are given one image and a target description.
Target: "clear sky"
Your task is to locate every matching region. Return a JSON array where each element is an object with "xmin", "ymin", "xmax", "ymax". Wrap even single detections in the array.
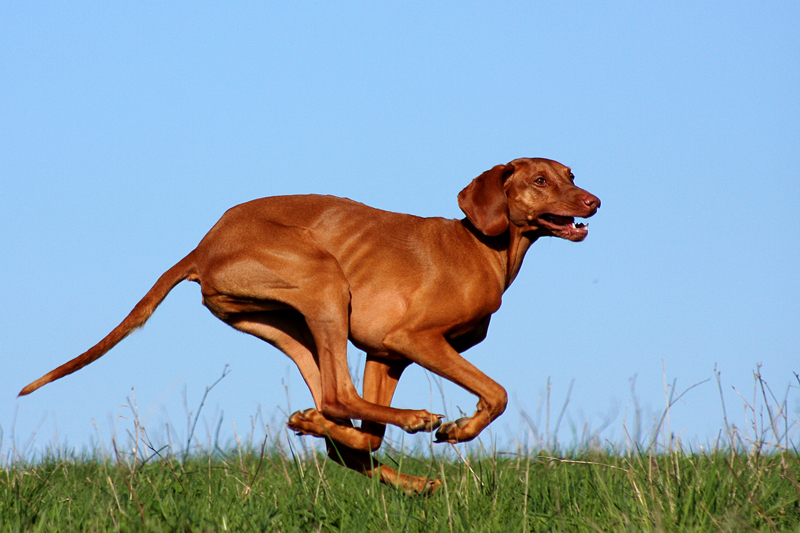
[{"xmin": 2, "ymin": 2, "xmax": 798, "ymax": 460}]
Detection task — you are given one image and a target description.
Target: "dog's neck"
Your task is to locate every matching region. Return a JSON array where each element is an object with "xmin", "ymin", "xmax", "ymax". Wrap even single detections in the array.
[
  {"xmin": 460, "ymin": 219, "xmax": 537, "ymax": 291},
  {"xmin": 503, "ymin": 226, "xmax": 536, "ymax": 290}
]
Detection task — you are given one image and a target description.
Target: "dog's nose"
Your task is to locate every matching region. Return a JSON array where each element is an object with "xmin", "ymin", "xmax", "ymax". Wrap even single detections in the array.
[{"xmin": 584, "ymin": 194, "xmax": 601, "ymax": 210}]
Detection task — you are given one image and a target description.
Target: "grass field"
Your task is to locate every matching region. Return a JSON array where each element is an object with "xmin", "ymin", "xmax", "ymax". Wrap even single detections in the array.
[
  {"xmin": 3, "ymin": 368, "xmax": 799, "ymax": 532},
  {"xmin": 2, "ymin": 445, "xmax": 800, "ymax": 532}
]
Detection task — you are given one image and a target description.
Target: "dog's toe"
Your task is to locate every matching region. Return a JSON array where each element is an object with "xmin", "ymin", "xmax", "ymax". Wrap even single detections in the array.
[
  {"xmin": 406, "ymin": 477, "xmax": 442, "ymax": 495},
  {"xmin": 287, "ymin": 409, "xmax": 323, "ymax": 436},
  {"xmin": 434, "ymin": 421, "xmax": 456, "ymax": 442},
  {"xmin": 404, "ymin": 412, "xmax": 444, "ymax": 433},
  {"xmin": 425, "ymin": 478, "xmax": 443, "ymax": 494},
  {"xmin": 434, "ymin": 416, "xmax": 472, "ymax": 443},
  {"xmin": 287, "ymin": 409, "xmax": 309, "ymax": 424}
]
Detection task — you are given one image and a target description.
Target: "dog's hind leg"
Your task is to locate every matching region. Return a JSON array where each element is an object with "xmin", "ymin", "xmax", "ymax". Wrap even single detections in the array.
[
  {"xmin": 325, "ymin": 356, "xmax": 440, "ymax": 493},
  {"xmin": 224, "ymin": 311, "xmax": 324, "ymax": 409},
  {"xmin": 288, "ymin": 355, "xmax": 413, "ymax": 452}
]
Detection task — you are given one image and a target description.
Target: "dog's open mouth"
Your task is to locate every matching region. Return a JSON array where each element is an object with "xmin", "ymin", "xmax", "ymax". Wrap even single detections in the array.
[{"xmin": 538, "ymin": 214, "xmax": 589, "ymax": 241}]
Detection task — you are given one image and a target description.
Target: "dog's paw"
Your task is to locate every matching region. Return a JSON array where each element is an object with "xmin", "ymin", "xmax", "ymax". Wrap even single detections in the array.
[
  {"xmin": 434, "ymin": 416, "xmax": 472, "ymax": 443},
  {"xmin": 410, "ymin": 477, "xmax": 442, "ymax": 496},
  {"xmin": 402, "ymin": 411, "xmax": 444, "ymax": 434},
  {"xmin": 287, "ymin": 408, "xmax": 326, "ymax": 438}
]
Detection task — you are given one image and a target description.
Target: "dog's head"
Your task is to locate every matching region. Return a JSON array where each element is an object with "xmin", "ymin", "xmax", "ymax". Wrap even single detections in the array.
[{"xmin": 458, "ymin": 158, "xmax": 600, "ymax": 241}]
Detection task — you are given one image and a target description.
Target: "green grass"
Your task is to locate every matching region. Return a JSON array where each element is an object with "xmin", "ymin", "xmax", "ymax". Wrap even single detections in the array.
[
  {"xmin": 4, "ymin": 365, "xmax": 798, "ymax": 531},
  {"xmin": 2, "ymin": 446, "xmax": 800, "ymax": 532}
]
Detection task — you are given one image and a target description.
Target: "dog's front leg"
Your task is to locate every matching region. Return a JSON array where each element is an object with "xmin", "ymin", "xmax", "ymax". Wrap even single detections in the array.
[{"xmin": 384, "ymin": 329, "xmax": 508, "ymax": 443}]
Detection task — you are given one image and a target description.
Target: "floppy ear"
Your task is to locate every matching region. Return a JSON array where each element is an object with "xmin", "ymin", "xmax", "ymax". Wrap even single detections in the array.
[{"xmin": 458, "ymin": 163, "xmax": 514, "ymax": 236}]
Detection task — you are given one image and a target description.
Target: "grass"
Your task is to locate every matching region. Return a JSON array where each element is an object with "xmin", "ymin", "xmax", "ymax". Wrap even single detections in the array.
[
  {"xmin": 2, "ymin": 447, "xmax": 800, "ymax": 531},
  {"xmin": 2, "ymin": 365, "xmax": 799, "ymax": 532}
]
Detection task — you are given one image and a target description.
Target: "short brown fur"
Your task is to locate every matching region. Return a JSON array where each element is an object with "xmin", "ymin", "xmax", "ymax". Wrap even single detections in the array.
[{"xmin": 21, "ymin": 157, "xmax": 599, "ymax": 493}]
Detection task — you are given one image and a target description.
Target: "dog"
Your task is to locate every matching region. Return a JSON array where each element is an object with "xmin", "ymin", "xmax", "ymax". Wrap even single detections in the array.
[{"xmin": 20, "ymin": 157, "xmax": 599, "ymax": 493}]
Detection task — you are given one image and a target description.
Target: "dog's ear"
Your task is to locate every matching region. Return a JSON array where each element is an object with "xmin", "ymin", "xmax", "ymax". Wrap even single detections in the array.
[{"xmin": 458, "ymin": 163, "xmax": 514, "ymax": 236}]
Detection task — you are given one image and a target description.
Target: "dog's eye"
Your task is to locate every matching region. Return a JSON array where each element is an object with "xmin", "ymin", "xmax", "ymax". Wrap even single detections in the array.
[{"xmin": 535, "ymin": 177, "xmax": 547, "ymax": 185}]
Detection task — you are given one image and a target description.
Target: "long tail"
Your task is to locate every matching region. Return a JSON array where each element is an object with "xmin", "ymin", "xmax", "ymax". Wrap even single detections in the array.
[{"xmin": 19, "ymin": 252, "xmax": 198, "ymax": 396}]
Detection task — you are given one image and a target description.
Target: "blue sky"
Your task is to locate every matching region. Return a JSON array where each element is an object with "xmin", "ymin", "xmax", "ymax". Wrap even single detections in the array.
[{"xmin": 2, "ymin": 2, "xmax": 798, "ymax": 459}]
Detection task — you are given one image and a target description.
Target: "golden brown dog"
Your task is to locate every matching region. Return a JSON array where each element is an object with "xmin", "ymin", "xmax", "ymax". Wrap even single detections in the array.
[{"xmin": 20, "ymin": 157, "xmax": 599, "ymax": 493}]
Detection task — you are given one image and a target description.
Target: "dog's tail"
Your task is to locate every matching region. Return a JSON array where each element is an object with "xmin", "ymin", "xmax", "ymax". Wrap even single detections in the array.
[{"xmin": 18, "ymin": 252, "xmax": 199, "ymax": 397}]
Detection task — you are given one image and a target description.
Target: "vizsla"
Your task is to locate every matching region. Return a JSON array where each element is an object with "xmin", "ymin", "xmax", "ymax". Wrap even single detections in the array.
[{"xmin": 20, "ymin": 157, "xmax": 599, "ymax": 493}]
